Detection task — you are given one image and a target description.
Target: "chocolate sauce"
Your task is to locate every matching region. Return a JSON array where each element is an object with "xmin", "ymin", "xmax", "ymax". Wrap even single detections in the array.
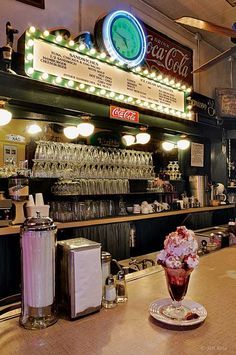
[{"xmin": 167, "ymin": 276, "xmax": 190, "ymax": 301}]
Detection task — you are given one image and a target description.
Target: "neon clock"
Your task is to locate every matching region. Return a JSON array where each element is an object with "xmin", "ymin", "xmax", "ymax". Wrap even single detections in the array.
[{"xmin": 95, "ymin": 10, "xmax": 146, "ymax": 68}]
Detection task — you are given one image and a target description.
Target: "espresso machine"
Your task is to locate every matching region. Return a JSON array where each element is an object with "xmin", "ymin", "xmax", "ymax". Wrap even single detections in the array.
[
  {"xmin": 8, "ymin": 174, "xmax": 29, "ymax": 224},
  {"xmin": 0, "ymin": 191, "xmax": 12, "ymax": 227}
]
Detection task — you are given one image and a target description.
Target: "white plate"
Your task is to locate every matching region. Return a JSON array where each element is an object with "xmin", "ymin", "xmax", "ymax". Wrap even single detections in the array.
[{"xmin": 149, "ymin": 298, "xmax": 207, "ymax": 326}]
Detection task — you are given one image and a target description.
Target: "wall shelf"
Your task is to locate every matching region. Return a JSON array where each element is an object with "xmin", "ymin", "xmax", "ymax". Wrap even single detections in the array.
[{"xmin": 0, "ymin": 204, "xmax": 234, "ymax": 237}]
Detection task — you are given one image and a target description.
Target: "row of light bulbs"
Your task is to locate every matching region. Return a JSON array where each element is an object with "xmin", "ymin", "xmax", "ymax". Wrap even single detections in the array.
[
  {"xmin": 24, "ymin": 27, "xmax": 193, "ymax": 120},
  {"xmin": 26, "ymin": 26, "xmax": 192, "ymax": 94}
]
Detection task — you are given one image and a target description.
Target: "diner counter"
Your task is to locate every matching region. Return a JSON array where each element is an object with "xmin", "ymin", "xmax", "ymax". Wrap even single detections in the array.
[
  {"xmin": 0, "ymin": 204, "xmax": 234, "ymax": 236},
  {"xmin": 1, "ymin": 247, "xmax": 236, "ymax": 355}
]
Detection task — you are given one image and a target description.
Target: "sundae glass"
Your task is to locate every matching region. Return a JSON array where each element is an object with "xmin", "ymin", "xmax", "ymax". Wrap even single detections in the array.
[{"xmin": 157, "ymin": 226, "xmax": 199, "ymax": 320}]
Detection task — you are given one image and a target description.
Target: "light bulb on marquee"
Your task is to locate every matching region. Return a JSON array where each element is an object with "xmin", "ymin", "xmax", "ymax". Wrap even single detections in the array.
[
  {"xmin": 79, "ymin": 44, "xmax": 86, "ymax": 51},
  {"xmin": 27, "ymin": 67, "xmax": 34, "ymax": 75},
  {"xmin": 43, "ymin": 30, "xmax": 49, "ymax": 37},
  {"xmin": 56, "ymin": 35, "xmax": 63, "ymax": 42},
  {"xmin": 29, "ymin": 26, "xmax": 36, "ymax": 33},
  {"xmin": 55, "ymin": 76, "xmax": 62, "ymax": 84}
]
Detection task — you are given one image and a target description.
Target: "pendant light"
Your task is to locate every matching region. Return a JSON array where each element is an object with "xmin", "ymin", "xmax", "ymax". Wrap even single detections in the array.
[
  {"xmin": 135, "ymin": 127, "xmax": 151, "ymax": 145},
  {"xmin": 77, "ymin": 116, "xmax": 95, "ymax": 137},
  {"xmin": 162, "ymin": 141, "xmax": 175, "ymax": 151},
  {"xmin": 27, "ymin": 123, "xmax": 42, "ymax": 134},
  {"xmin": 63, "ymin": 126, "xmax": 79, "ymax": 139},
  {"xmin": 177, "ymin": 139, "xmax": 190, "ymax": 150},
  {"xmin": 122, "ymin": 134, "xmax": 135, "ymax": 146},
  {"xmin": 0, "ymin": 100, "xmax": 12, "ymax": 126}
]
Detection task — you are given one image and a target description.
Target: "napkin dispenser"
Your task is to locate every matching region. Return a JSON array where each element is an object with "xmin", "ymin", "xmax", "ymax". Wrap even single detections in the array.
[{"xmin": 57, "ymin": 238, "xmax": 102, "ymax": 319}]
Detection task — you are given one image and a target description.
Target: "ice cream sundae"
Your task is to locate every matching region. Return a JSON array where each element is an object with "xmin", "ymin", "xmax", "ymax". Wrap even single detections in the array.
[
  {"xmin": 157, "ymin": 226, "xmax": 199, "ymax": 319},
  {"xmin": 157, "ymin": 226, "xmax": 199, "ymax": 271}
]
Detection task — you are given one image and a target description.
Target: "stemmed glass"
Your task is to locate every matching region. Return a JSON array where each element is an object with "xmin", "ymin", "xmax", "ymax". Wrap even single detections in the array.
[{"xmin": 161, "ymin": 266, "xmax": 193, "ymax": 320}]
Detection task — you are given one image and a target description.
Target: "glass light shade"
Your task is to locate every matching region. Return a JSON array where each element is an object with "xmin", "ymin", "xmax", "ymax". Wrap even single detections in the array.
[
  {"xmin": 177, "ymin": 139, "xmax": 190, "ymax": 150},
  {"xmin": 122, "ymin": 135, "xmax": 135, "ymax": 146},
  {"xmin": 136, "ymin": 132, "xmax": 151, "ymax": 145},
  {"xmin": 162, "ymin": 141, "xmax": 175, "ymax": 151},
  {"xmin": 77, "ymin": 122, "xmax": 94, "ymax": 137},
  {"xmin": 63, "ymin": 126, "xmax": 79, "ymax": 139},
  {"xmin": 0, "ymin": 108, "xmax": 12, "ymax": 126},
  {"xmin": 27, "ymin": 124, "xmax": 42, "ymax": 134}
]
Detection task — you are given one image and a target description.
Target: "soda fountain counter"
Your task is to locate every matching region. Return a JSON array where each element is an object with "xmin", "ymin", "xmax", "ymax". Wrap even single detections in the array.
[{"xmin": 0, "ymin": 246, "xmax": 235, "ymax": 354}]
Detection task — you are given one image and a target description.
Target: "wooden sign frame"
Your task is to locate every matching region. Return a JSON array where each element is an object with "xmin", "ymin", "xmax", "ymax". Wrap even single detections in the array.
[
  {"xmin": 216, "ymin": 88, "xmax": 236, "ymax": 118},
  {"xmin": 16, "ymin": 0, "xmax": 45, "ymax": 9}
]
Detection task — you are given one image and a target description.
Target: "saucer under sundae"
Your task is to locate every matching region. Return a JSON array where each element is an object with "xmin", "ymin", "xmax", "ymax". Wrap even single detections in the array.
[{"xmin": 157, "ymin": 226, "xmax": 199, "ymax": 317}]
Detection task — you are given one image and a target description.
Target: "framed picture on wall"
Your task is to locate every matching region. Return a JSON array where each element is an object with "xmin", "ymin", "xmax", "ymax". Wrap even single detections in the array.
[
  {"xmin": 4, "ymin": 145, "xmax": 18, "ymax": 164},
  {"xmin": 16, "ymin": 0, "xmax": 45, "ymax": 9}
]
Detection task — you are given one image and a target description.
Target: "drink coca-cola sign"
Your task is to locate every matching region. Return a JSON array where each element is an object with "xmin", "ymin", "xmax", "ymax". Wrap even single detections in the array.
[
  {"xmin": 144, "ymin": 24, "xmax": 193, "ymax": 86},
  {"xmin": 110, "ymin": 106, "xmax": 139, "ymax": 123}
]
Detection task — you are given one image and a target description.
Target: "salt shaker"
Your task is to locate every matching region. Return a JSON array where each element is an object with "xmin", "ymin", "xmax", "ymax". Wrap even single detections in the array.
[
  {"xmin": 102, "ymin": 274, "xmax": 117, "ymax": 309},
  {"xmin": 101, "ymin": 251, "xmax": 112, "ymax": 295},
  {"xmin": 116, "ymin": 270, "xmax": 128, "ymax": 303}
]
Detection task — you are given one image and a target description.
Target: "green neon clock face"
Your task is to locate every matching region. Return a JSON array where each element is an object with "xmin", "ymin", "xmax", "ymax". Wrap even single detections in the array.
[
  {"xmin": 111, "ymin": 16, "xmax": 142, "ymax": 60},
  {"xmin": 101, "ymin": 10, "xmax": 146, "ymax": 67}
]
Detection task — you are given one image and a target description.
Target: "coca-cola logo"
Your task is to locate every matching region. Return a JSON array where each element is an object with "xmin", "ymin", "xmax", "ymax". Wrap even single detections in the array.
[
  {"xmin": 110, "ymin": 106, "xmax": 139, "ymax": 122},
  {"xmin": 144, "ymin": 26, "xmax": 193, "ymax": 86}
]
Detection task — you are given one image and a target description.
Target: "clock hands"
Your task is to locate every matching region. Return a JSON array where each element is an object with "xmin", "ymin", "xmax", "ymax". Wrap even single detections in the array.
[{"xmin": 116, "ymin": 31, "xmax": 129, "ymax": 48}]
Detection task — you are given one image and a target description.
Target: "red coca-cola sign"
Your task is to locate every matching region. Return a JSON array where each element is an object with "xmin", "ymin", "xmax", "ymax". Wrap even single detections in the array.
[
  {"xmin": 110, "ymin": 106, "xmax": 139, "ymax": 123},
  {"xmin": 144, "ymin": 24, "xmax": 193, "ymax": 86}
]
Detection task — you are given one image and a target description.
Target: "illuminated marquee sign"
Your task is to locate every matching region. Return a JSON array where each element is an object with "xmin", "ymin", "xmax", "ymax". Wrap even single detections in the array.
[{"xmin": 24, "ymin": 23, "xmax": 192, "ymax": 119}]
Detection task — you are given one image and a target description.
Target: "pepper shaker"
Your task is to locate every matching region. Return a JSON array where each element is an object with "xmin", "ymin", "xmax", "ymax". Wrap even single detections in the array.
[{"xmin": 116, "ymin": 270, "xmax": 128, "ymax": 303}]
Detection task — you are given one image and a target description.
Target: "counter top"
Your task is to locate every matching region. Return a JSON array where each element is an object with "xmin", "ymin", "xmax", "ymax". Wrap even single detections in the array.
[
  {"xmin": 1, "ymin": 247, "xmax": 236, "ymax": 354},
  {"xmin": 0, "ymin": 204, "xmax": 234, "ymax": 236}
]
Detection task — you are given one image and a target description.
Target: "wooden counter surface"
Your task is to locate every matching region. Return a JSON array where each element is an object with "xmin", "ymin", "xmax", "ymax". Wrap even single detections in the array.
[
  {"xmin": 0, "ymin": 204, "xmax": 234, "ymax": 236},
  {"xmin": 0, "ymin": 247, "xmax": 236, "ymax": 354}
]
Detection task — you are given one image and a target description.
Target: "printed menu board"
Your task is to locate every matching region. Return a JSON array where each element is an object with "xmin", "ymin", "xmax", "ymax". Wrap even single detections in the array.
[{"xmin": 191, "ymin": 142, "xmax": 204, "ymax": 167}]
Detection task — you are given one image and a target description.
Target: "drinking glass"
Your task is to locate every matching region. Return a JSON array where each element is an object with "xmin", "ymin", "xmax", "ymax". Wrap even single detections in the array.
[{"xmin": 161, "ymin": 266, "xmax": 193, "ymax": 320}]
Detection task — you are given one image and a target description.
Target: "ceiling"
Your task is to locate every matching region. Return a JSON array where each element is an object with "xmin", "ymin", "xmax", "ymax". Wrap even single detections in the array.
[{"xmin": 141, "ymin": 0, "xmax": 236, "ymax": 52}]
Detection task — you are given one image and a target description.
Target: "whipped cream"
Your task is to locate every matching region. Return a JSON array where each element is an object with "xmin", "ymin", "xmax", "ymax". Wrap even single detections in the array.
[{"xmin": 157, "ymin": 226, "xmax": 199, "ymax": 269}]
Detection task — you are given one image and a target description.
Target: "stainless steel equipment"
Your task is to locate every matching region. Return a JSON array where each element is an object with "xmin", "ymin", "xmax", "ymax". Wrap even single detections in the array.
[
  {"xmin": 19, "ymin": 213, "xmax": 57, "ymax": 329},
  {"xmin": 57, "ymin": 238, "xmax": 102, "ymax": 319},
  {"xmin": 8, "ymin": 174, "xmax": 29, "ymax": 224},
  {"xmin": 194, "ymin": 225, "xmax": 229, "ymax": 252},
  {"xmin": 189, "ymin": 175, "xmax": 209, "ymax": 207},
  {"xmin": 0, "ymin": 192, "xmax": 12, "ymax": 227}
]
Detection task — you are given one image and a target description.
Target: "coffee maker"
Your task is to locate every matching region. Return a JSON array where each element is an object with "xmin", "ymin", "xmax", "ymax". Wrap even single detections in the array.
[{"xmin": 211, "ymin": 183, "xmax": 227, "ymax": 205}]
